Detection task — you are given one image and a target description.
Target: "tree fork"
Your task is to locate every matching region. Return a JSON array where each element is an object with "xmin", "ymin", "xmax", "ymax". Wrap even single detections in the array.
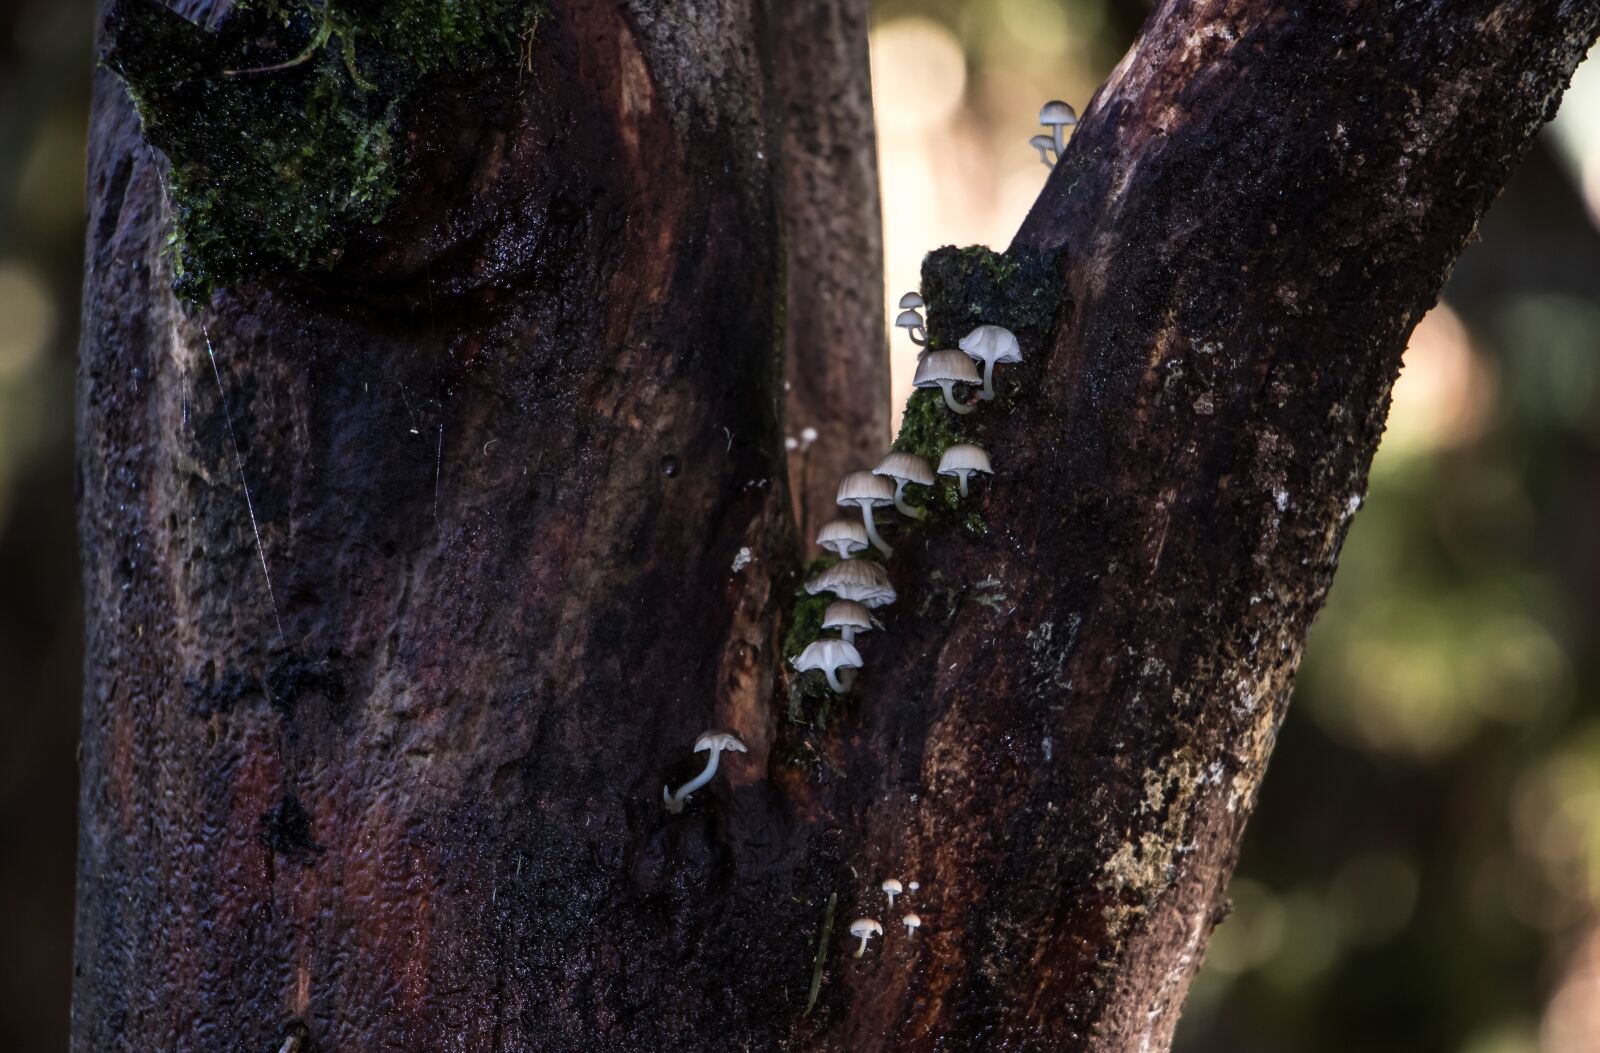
[{"xmin": 73, "ymin": 3, "xmax": 1598, "ymax": 1053}]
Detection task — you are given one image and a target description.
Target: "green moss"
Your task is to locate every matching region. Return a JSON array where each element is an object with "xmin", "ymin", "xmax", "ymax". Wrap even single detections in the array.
[
  {"xmin": 920, "ymin": 243, "xmax": 1064, "ymax": 357},
  {"xmin": 104, "ymin": 0, "xmax": 544, "ymax": 300}
]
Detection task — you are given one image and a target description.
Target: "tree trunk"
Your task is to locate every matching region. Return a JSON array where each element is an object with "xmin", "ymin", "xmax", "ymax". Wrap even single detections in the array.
[{"xmin": 72, "ymin": 3, "xmax": 1598, "ymax": 1053}]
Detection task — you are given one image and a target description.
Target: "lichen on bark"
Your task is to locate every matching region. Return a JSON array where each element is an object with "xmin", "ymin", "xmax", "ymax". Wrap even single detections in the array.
[{"xmin": 102, "ymin": 0, "xmax": 543, "ymax": 299}]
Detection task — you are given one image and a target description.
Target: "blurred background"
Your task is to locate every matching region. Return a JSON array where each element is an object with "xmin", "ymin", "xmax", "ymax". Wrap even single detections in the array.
[{"xmin": 2, "ymin": 1, "xmax": 1597, "ymax": 1050}]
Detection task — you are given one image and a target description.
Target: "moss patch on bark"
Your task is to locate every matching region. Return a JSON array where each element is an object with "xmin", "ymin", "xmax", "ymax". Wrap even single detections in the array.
[{"xmin": 103, "ymin": 0, "xmax": 543, "ymax": 299}]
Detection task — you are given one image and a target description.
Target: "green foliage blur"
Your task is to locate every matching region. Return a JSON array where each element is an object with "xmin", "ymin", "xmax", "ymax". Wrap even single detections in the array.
[{"xmin": 2, "ymin": 1, "xmax": 1597, "ymax": 1050}]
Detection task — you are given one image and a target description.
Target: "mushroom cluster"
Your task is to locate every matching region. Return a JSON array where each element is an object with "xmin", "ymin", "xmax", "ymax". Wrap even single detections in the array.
[
  {"xmin": 791, "ymin": 285, "xmax": 1024, "ymax": 698},
  {"xmin": 846, "ymin": 875, "xmax": 924, "ymax": 958},
  {"xmin": 1030, "ymin": 99, "xmax": 1077, "ymax": 169}
]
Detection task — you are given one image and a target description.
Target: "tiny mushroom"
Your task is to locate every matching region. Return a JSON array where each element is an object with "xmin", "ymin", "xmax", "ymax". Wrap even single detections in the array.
[
  {"xmin": 958, "ymin": 325, "xmax": 1023, "ymax": 401},
  {"xmin": 913, "ymin": 349, "xmax": 981, "ymax": 415},
  {"xmin": 793, "ymin": 638, "xmax": 863, "ymax": 693},
  {"xmin": 882, "ymin": 878, "xmax": 904, "ymax": 909},
  {"xmin": 1039, "ymin": 99, "xmax": 1078, "ymax": 158},
  {"xmin": 836, "ymin": 471, "xmax": 898, "ymax": 556},
  {"xmin": 895, "ymin": 308, "xmax": 928, "ymax": 347},
  {"xmin": 806, "ymin": 559, "xmax": 897, "ymax": 609},
  {"xmin": 938, "ymin": 443, "xmax": 993, "ymax": 498},
  {"xmin": 1029, "ymin": 133, "xmax": 1056, "ymax": 168},
  {"xmin": 898, "ymin": 291, "xmax": 925, "ymax": 311},
  {"xmin": 662, "ymin": 731, "xmax": 748, "ymax": 814},
  {"xmin": 849, "ymin": 918, "xmax": 884, "ymax": 958},
  {"xmin": 872, "ymin": 451, "xmax": 936, "ymax": 519},
  {"xmin": 816, "ymin": 518, "xmax": 869, "ymax": 560},
  {"xmin": 822, "ymin": 599, "xmax": 874, "ymax": 644},
  {"xmin": 903, "ymin": 913, "xmax": 922, "ymax": 938}
]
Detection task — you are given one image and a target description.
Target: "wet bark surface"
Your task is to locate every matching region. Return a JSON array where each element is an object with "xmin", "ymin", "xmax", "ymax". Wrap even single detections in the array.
[{"xmin": 73, "ymin": 2, "xmax": 1599, "ymax": 1052}]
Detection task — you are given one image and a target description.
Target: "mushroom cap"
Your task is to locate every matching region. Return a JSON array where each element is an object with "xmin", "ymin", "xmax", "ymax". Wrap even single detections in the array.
[
  {"xmin": 882, "ymin": 878, "xmax": 904, "ymax": 894},
  {"xmin": 849, "ymin": 918, "xmax": 884, "ymax": 938},
  {"xmin": 816, "ymin": 518, "xmax": 869, "ymax": 556},
  {"xmin": 822, "ymin": 599, "xmax": 873, "ymax": 633},
  {"xmin": 1029, "ymin": 133, "xmax": 1056, "ymax": 150},
  {"xmin": 898, "ymin": 292, "xmax": 925, "ymax": 310},
  {"xmin": 903, "ymin": 913, "xmax": 922, "ymax": 929},
  {"xmin": 792, "ymin": 638, "xmax": 863, "ymax": 676},
  {"xmin": 939, "ymin": 443, "xmax": 993, "ymax": 477},
  {"xmin": 914, "ymin": 349, "xmax": 981, "ymax": 389},
  {"xmin": 1039, "ymin": 99, "xmax": 1078, "ymax": 127},
  {"xmin": 693, "ymin": 731, "xmax": 748, "ymax": 754},
  {"xmin": 894, "ymin": 309, "xmax": 925, "ymax": 330},
  {"xmin": 959, "ymin": 325, "xmax": 1023, "ymax": 367},
  {"xmin": 805, "ymin": 559, "xmax": 897, "ymax": 608},
  {"xmin": 836, "ymin": 470, "xmax": 896, "ymax": 509},
  {"xmin": 873, "ymin": 451, "xmax": 935, "ymax": 487}
]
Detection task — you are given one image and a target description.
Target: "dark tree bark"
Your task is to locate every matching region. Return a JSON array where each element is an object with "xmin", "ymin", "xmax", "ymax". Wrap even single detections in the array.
[{"xmin": 73, "ymin": 4, "xmax": 1598, "ymax": 1053}]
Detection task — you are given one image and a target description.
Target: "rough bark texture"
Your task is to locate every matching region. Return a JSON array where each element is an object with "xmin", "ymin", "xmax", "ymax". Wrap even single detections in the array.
[
  {"xmin": 73, "ymin": 3, "xmax": 1598, "ymax": 1053},
  {"xmin": 770, "ymin": 0, "xmax": 890, "ymax": 547}
]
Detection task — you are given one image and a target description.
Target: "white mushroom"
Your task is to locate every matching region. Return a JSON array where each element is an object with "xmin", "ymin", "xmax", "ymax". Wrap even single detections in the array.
[
  {"xmin": 882, "ymin": 878, "xmax": 903, "ymax": 909},
  {"xmin": 958, "ymin": 325, "xmax": 1023, "ymax": 401},
  {"xmin": 849, "ymin": 918, "xmax": 883, "ymax": 958},
  {"xmin": 792, "ymin": 638, "xmax": 864, "ymax": 694},
  {"xmin": 898, "ymin": 291, "xmax": 925, "ymax": 311},
  {"xmin": 836, "ymin": 471, "xmax": 898, "ymax": 556},
  {"xmin": 806, "ymin": 559, "xmax": 897, "ymax": 609},
  {"xmin": 822, "ymin": 599, "xmax": 873, "ymax": 644},
  {"xmin": 1039, "ymin": 99, "xmax": 1078, "ymax": 159},
  {"xmin": 895, "ymin": 308, "xmax": 928, "ymax": 347},
  {"xmin": 1029, "ymin": 133, "xmax": 1056, "ymax": 169},
  {"xmin": 938, "ymin": 443, "xmax": 993, "ymax": 498},
  {"xmin": 816, "ymin": 518, "xmax": 869, "ymax": 559},
  {"xmin": 902, "ymin": 913, "xmax": 922, "ymax": 938},
  {"xmin": 662, "ymin": 731, "xmax": 748, "ymax": 814},
  {"xmin": 872, "ymin": 452, "xmax": 936, "ymax": 519},
  {"xmin": 914, "ymin": 350, "xmax": 981, "ymax": 415}
]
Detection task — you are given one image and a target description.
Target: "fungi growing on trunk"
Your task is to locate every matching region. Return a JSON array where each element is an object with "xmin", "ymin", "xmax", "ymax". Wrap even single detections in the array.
[
  {"xmin": 793, "ymin": 638, "xmax": 864, "ymax": 694},
  {"xmin": 1029, "ymin": 133, "xmax": 1056, "ymax": 168},
  {"xmin": 903, "ymin": 914, "xmax": 922, "ymax": 938},
  {"xmin": 914, "ymin": 349, "xmax": 981, "ymax": 415},
  {"xmin": 938, "ymin": 443, "xmax": 993, "ymax": 498},
  {"xmin": 895, "ymin": 308, "xmax": 928, "ymax": 347},
  {"xmin": 662, "ymin": 731, "xmax": 748, "ymax": 814},
  {"xmin": 873, "ymin": 452, "xmax": 936, "ymax": 519},
  {"xmin": 837, "ymin": 471, "xmax": 898, "ymax": 556},
  {"xmin": 958, "ymin": 324, "xmax": 1023, "ymax": 400},
  {"xmin": 805, "ymin": 558, "xmax": 897, "ymax": 609},
  {"xmin": 822, "ymin": 599, "xmax": 873, "ymax": 644},
  {"xmin": 849, "ymin": 918, "xmax": 884, "ymax": 958},
  {"xmin": 816, "ymin": 518, "xmax": 869, "ymax": 559},
  {"xmin": 1039, "ymin": 98, "xmax": 1077, "ymax": 160},
  {"xmin": 882, "ymin": 878, "xmax": 903, "ymax": 909}
]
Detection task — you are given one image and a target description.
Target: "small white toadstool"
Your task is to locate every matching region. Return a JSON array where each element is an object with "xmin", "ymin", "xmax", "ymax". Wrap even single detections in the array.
[
  {"xmin": 908, "ymin": 881, "xmax": 920, "ymax": 892},
  {"xmin": 902, "ymin": 913, "xmax": 922, "ymax": 938},
  {"xmin": 822, "ymin": 599, "xmax": 873, "ymax": 644},
  {"xmin": 806, "ymin": 559, "xmax": 897, "ymax": 609},
  {"xmin": 958, "ymin": 325, "xmax": 1023, "ymax": 401},
  {"xmin": 793, "ymin": 638, "xmax": 863, "ymax": 693},
  {"xmin": 895, "ymin": 308, "xmax": 928, "ymax": 347},
  {"xmin": 662, "ymin": 731, "xmax": 748, "ymax": 814},
  {"xmin": 816, "ymin": 518, "xmax": 869, "ymax": 559},
  {"xmin": 938, "ymin": 443, "xmax": 993, "ymax": 498},
  {"xmin": 1029, "ymin": 133, "xmax": 1056, "ymax": 169},
  {"xmin": 849, "ymin": 918, "xmax": 884, "ymax": 958},
  {"xmin": 836, "ymin": 471, "xmax": 898, "ymax": 556},
  {"xmin": 872, "ymin": 452, "xmax": 936, "ymax": 520},
  {"xmin": 914, "ymin": 350, "xmax": 981, "ymax": 415},
  {"xmin": 882, "ymin": 878, "xmax": 904, "ymax": 909},
  {"xmin": 1039, "ymin": 99, "xmax": 1078, "ymax": 159},
  {"xmin": 898, "ymin": 291, "xmax": 925, "ymax": 311}
]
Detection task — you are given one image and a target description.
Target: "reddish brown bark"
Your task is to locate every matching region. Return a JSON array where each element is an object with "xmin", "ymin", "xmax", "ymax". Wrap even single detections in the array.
[{"xmin": 73, "ymin": 2, "xmax": 1599, "ymax": 1052}]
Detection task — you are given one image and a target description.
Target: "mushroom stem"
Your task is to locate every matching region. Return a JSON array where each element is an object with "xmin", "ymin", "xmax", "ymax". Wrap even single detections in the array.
[
  {"xmin": 957, "ymin": 471, "xmax": 971, "ymax": 498},
  {"xmin": 663, "ymin": 742, "xmax": 724, "ymax": 813},
  {"xmin": 840, "ymin": 627, "xmax": 857, "ymax": 645},
  {"xmin": 938, "ymin": 382, "xmax": 976, "ymax": 415},
  {"xmin": 910, "ymin": 327, "xmax": 927, "ymax": 347},
  {"xmin": 892, "ymin": 480, "xmax": 926, "ymax": 520},
  {"xmin": 861, "ymin": 504, "xmax": 893, "ymax": 557},
  {"xmin": 1052, "ymin": 124, "xmax": 1066, "ymax": 160},
  {"xmin": 886, "ymin": 889, "xmax": 899, "ymax": 909},
  {"xmin": 1033, "ymin": 142, "xmax": 1055, "ymax": 168},
  {"xmin": 854, "ymin": 934, "xmax": 870, "ymax": 958},
  {"xmin": 823, "ymin": 666, "xmax": 848, "ymax": 693},
  {"xmin": 979, "ymin": 359, "xmax": 999, "ymax": 401}
]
